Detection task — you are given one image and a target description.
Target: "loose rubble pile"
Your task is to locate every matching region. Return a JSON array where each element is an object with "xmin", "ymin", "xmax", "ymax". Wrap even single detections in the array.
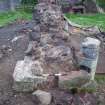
[
  {"xmin": 12, "ymin": 1, "xmax": 101, "ymax": 105},
  {"xmin": 13, "ymin": 2, "xmax": 74, "ymax": 92},
  {"xmin": 0, "ymin": 45, "xmax": 12, "ymax": 59}
]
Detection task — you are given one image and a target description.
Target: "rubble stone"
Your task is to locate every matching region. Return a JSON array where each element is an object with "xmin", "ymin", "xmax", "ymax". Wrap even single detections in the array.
[
  {"xmin": 59, "ymin": 70, "xmax": 90, "ymax": 89},
  {"xmin": 33, "ymin": 3, "xmax": 64, "ymax": 31},
  {"xmin": 29, "ymin": 30, "xmax": 41, "ymax": 42},
  {"xmin": 33, "ymin": 2, "xmax": 74, "ymax": 73},
  {"xmin": 41, "ymin": 45, "xmax": 74, "ymax": 73},
  {"xmin": 25, "ymin": 41, "xmax": 41, "ymax": 60},
  {"xmin": 32, "ymin": 90, "xmax": 52, "ymax": 105}
]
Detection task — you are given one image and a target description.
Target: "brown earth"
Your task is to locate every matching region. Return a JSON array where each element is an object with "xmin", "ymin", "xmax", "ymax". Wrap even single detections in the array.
[{"xmin": 0, "ymin": 21, "xmax": 105, "ymax": 105}]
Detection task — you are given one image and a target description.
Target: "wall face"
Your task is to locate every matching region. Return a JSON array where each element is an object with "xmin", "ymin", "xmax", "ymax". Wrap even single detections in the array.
[{"xmin": 0, "ymin": 0, "xmax": 21, "ymax": 12}]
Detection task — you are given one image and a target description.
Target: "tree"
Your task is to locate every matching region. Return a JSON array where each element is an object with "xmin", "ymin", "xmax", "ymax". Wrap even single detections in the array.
[
  {"xmin": 83, "ymin": 0, "xmax": 104, "ymax": 13},
  {"xmin": 9, "ymin": 0, "xmax": 15, "ymax": 11}
]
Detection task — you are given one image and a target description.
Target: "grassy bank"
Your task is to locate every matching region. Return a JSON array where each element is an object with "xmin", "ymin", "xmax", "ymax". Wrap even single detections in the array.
[
  {"xmin": 1, "ymin": 10, "xmax": 105, "ymax": 31},
  {"xmin": 0, "ymin": 11, "xmax": 32, "ymax": 27},
  {"xmin": 66, "ymin": 13, "xmax": 105, "ymax": 31}
]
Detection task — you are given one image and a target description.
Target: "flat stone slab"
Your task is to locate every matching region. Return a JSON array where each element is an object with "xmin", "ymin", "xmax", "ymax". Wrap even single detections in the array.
[{"xmin": 59, "ymin": 71, "xmax": 90, "ymax": 89}]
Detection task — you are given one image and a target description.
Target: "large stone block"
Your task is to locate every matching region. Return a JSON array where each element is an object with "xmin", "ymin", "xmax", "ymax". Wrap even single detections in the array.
[
  {"xmin": 13, "ymin": 58, "xmax": 47, "ymax": 92},
  {"xmin": 79, "ymin": 37, "xmax": 101, "ymax": 80}
]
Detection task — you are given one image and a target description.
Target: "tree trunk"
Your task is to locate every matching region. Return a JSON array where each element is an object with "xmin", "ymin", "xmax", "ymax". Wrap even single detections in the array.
[
  {"xmin": 9, "ymin": 0, "xmax": 15, "ymax": 11},
  {"xmin": 84, "ymin": 0, "xmax": 104, "ymax": 13}
]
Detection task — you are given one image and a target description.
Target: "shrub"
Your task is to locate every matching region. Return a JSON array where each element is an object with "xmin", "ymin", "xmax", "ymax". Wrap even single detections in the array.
[
  {"xmin": 21, "ymin": 0, "xmax": 37, "ymax": 5},
  {"xmin": 20, "ymin": 0, "xmax": 38, "ymax": 13},
  {"xmin": 97, "ymin": 0, "xmax": 105, "ymax": 10}
]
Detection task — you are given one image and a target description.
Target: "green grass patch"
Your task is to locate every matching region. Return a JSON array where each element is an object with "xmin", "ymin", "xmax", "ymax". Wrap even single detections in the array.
[
  {"xmin": 65, "ymin": 13, "xmax": 105, "ymax": 31},
  {"xmin": 95, "ymin": 74, "xmax": 105, "ymax": 84},
  {"xmin": 0, "ymin": 10, "xmax": 32, "ymax": 27}
]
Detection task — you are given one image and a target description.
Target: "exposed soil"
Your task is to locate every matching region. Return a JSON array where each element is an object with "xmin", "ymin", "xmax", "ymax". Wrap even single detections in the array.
[
  {"xmin": 0, "ymin": 21, "xmax": 105, "ymax": 105},
  {"xmin": 0, "ymin": 21, "xmax": 37, "ymax": 105}
]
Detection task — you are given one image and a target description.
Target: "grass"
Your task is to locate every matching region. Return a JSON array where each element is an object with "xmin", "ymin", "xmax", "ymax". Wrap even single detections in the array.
[
  {"xmin": 95, "ymin": 74, "xmax": 105, "ymax": 84},
  {"xmin": 65, "ymin": 13, "xmax": 105, "ymax": 31},
  {"xmin": 0, "ymin": 10, "xmax": 32, "ymax": 27},
  {"xmin": 1, "ymin": 9, "xmax": 105, "ymax": 31}
]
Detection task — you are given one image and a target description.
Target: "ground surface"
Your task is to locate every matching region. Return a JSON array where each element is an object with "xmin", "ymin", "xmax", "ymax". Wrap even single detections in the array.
[
  {"xmin": 0, "ymin": 20, "xmax": 105, "ymax": 105},
  {"xmin": 0, "ymin": 21, "xmax": 37, "ymax": 105}
]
